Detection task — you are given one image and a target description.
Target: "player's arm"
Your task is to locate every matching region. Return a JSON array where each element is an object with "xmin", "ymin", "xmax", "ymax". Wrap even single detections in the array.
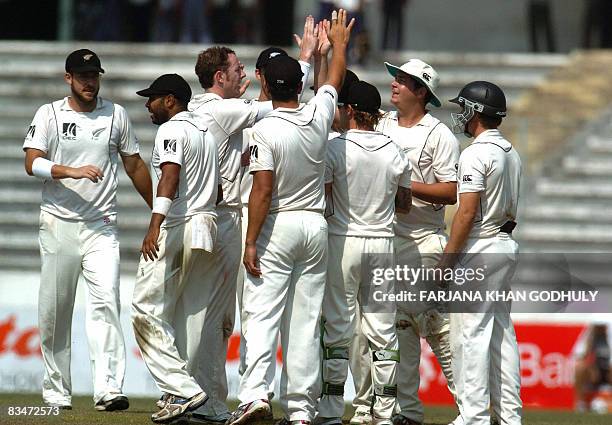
[
  {"xmin": 141, "ymin": 162, "xmax": 179, "ymax": 261},
  {"xmin": 25, "ymin": 148, "xmax": 104, "ymax": 182},
  {"xmin": 417, "ymin": 129, "xmax": 461, "ymax": 205},
  {"xmin": 313, "ymin": 20, "xmax": 331, "ymax": 92},
  {"xmin": 323, "ymin": 9, "xmax": 355, "ymax": 93},
  {"xmin": 440, "ymin": 191, "xmax": 479, "ymax": 267},
  {"xmin": 121, "ymin": 153, "xmax": 153, "ymax": 209},
  {"xmin": 410, "ymin": 181, "xmax": 457, "ymax": 205},
  {"xmin": 244, "ymin": 170, "xmax": 273, "ymax": 277},
  {"xmin": 395, "ymin": 187, "xmax": 412, "ymax": 214}
]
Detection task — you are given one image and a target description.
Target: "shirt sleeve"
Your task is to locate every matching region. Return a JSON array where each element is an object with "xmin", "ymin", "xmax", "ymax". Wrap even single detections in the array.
[
  {"xmin": 248, "ymin": 128, "xmax": 274, "ymax": 173},
  {"xmin": 211, "ymin": 98, "xmax": 270, "ymax": 136},
  {"xmin": 398, "ymin": 149, "xmax": 412, "ymax": 189},
  {"xmin": 431, "ymin": 126, "xmax": 460, "ymax": 182},
  {"xmin": 311, "ymin": 84, "xmax": 338, "ymax": 131},
  {"xmin": 458, "ymin": 147, "xmax": 486, "ymax": 193},
  {"xmin": 298, "ymin": 60, "xmax": 311, "ymax": 101},
  {"xmin": 155, "ymin": 123, "xmax": 184, "ymax": 167},
  {"xmin": 115, "ymin": 105, "xmax": 140, "ymax": 156},
  {"xmin": 23, "ymin": 104, "xmax": 52, "ymax": 153},
  {"xmin": 324, "ymin": 143, "xmax": 335, "ymax": 184}
]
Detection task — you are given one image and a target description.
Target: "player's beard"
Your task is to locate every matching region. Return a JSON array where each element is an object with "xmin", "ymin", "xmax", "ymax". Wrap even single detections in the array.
[{"xmin": 72, "ymin": 85, "xmax": 99, "ymax": 106}]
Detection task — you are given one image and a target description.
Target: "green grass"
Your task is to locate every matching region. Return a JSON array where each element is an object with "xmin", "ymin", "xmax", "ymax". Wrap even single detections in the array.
[{"xmin": 0, "ymin": 394, "xmax": 610, "ymax": 425}]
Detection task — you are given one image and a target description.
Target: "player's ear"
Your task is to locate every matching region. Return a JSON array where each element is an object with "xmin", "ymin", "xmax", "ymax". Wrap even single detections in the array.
[
  {"xmin": 64, "ymin": 72, "xmax": 72, "ymax": 85},
  {"xmin": 214, "ymin": 69, "xmax": 225, "ymax": 87}
]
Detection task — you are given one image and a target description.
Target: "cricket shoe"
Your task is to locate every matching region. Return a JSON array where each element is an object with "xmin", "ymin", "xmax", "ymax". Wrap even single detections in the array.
[
  {"xmin": 313, "ymin": 416, "xmax": 342, "ymax": 425},
  {"xmin": 157, "ymin": 393, "xmax": 171, "ymax": 409},
  {"xmin": 95, "ymin": 394, "xmax": 129, "ymax": 411},
  {"xmin": 45, "ymin": 402, "xmax": 72, "ymax": 410},
  {"xmin": 275, "ymin": 419, "xmax": 310, "ymax": 425},
  {"xmin": 391, "ymin": 414, "xmax": 422, "ymax": 425},
  {"xmin": 151, "ymin": 392, "xmax": 208, "ymax": 423},
  {"xmin": 349, "ymin": 411, "xmax": 372, "ymax": 425},
  {"xmin": 226, "ymin": 399, "xmax": 273, "ymax": 425}
]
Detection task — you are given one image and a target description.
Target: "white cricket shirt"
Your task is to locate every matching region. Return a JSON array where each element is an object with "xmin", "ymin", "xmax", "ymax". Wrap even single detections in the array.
[
  {"xmin": 376, "ymin": 111, "xmax": 460, "ymax": 239},
  {"xmin": 457, "ymin": 129, "xmax": 522, "ymax": 239},
  {"xmin": 189, "ymin": 94, "xmax": 271, "ymax": 209},
  {"xmin": 151, "ymin": 111, "xmax": 219, "ymax": 227},
  {"xmin": 325, "ymin": 129, "xmax": 412, "ymax": 237},
  {"xmin": 23, "ymin": 97, "xmax": 139, "ymax": 221},
  {"xmin": 238, "ymin": 60, "xmax": 312, "ymax": 207},
  {"xmin": 248, "ymin": 84, "xmax": 338, "ymax": 214}
]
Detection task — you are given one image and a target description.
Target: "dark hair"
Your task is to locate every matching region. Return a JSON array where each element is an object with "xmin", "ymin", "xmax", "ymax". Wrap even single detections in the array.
[
  {"xmin": 353, "ymin": 109, "xmax": 383, "ymax": 130},
  {"xmin": 268, "ymin": 84, "xmax": 300, "ymax": 102},
  {"xmin": 478, "ymin": 112, "xmax": 502, "ymax": 129},
  {"xmin": 195, "ymin": 46, "xmax": 235, "ymax": 89}
]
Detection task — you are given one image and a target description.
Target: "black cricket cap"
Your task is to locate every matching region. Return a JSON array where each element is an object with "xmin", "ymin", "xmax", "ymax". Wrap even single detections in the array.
[
  {"xmin": 136, "ymin": 73, "xmax": 192, "ymax": 104},
  {"xmin": 65, "ymin": 49, "xmax": 105, "ymax": 73},
  {"xmin": 265, "ymin": 55, "xmax": 303, "ymax": 92},
  {"xmin": 345, "ymin": 81, "xmax": 381, "ymax": 114},
  {"xmin": 256, "ymin": 47, "xmax": 288, "ymax": 71},
  {"xmin": 337, "ymin": 70, "xmax": 359, "ymax": 105}
]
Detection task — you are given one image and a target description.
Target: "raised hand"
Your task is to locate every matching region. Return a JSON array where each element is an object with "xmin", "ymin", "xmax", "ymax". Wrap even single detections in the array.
[
  {"xmin": 325, "ymin": 9, "xmax": 355, "ymax": 48},
  {"xmin": 295, "ymin": 15, "xmax": 319, "ymax": 62},
  {"xmin": 316, "ymin": 20, "xmax": 332, "ymax": 57}
]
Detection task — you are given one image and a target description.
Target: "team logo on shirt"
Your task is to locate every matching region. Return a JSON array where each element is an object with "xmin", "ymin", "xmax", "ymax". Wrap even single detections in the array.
[
  {"xmin": 249, "ymin": 145, "xmax": 258, "ymax": 159},
  {"xmin": 92, "ymin": 127, "xmax": 106, "ymax": 138},
  {"xmin": 62, "ymin": 122, "xmax": 77, "ymax": 140},
  {"xmin": 164, "ymin": 139, "xmax": 177, "ymax": 154},
  {"xmin": 25, "ymin": 125, "xmax": 35, "ymax": 139},
  {"xmin": 462, "ymin": 174, "xmax": 472, "ymax": 182}
]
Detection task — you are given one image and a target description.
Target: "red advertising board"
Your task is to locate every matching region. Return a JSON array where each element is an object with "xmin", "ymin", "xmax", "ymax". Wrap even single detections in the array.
[
  {"xmin": 0, "ymin": 311, "xmax": 589, "ymax": 409},
  {"xmin": 417, "ymin": 322, "xmax": 587, "ymax": 409}
]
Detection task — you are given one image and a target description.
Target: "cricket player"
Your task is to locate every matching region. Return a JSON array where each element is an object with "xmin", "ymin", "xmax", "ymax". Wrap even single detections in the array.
[
  {"xmin": 443, "ymin": 80, "xmax": 522, "ymax": 425},
  {"xmin": 228, "ymin": 10, "xmax": 354, "ymax": 425},
  {"xmin": 237, "ymin": 41, "xmax": 314, "ymax": 398},
  {"xmin": 351, "ymin": 59, "xmax": 462, "ymax": 425},
  {"xmin": 318, "ymin": 80, "xmax": 412, "ymax": 425},
  {"xmin": 23, "ymin": 49, "xmax": 152, "ymax": 411},
  {"xmin": 131, "ymin": 73, "xmax": 217, "ymax": 423}
]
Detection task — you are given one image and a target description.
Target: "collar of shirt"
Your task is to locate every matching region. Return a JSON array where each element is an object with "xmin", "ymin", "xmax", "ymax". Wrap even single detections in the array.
[
  {"xmin": 385, "ymin": 110, "xmax": 436, "ymax": 128},
  {"xmin": 59, "ymin": 96, "xmax": 105, "ymax": 111},
  {"xmin": 471, "ymin": 129, "xmax": 512, "ymax": 149},
  {"xmin": 189, "ymin": 92, "xmax": 222, "ymax": 111},
  {"xmin": 339, "ymin": 129, "xmax": 393, "ymax": 151}
]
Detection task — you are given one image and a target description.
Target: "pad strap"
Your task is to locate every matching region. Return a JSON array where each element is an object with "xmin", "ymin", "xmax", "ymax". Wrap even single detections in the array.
[
  {"xmin": 322, "ymin": 382, "xmax": 345, "ymax": 396},
  {"xmin": 324, "ymin": 346, "xmax": 349, "ymax": 360}
]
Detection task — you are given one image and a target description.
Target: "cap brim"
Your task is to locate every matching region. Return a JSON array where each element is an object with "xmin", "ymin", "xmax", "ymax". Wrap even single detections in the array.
[
  {"xmin": 136, "ymin": 88, "xmax": 164, "ymax": 98},
  {"xmin": 384, "ymin": 61, "xmax": 442, "ymax": 108}
]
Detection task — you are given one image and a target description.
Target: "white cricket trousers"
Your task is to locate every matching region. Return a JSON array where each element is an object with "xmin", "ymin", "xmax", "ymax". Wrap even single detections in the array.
[
  {"xmin": 350, "ymin": 233, "xmax": 459, "ymax": 422},
  {"xmin": 174, "ymin": 208, "xmax": 241, "ymax": 415},
  {"xmin": 237, "ymin": 206, "xmax": 275, "ymax": 396},
  {"xmin": 239, "ymin": 211, "xmax": 328, "ymax": 422},
  {"xmin": 38, "ymin": 210, "xmax": 126, "ymax": 405},
  {"xmin": 450, "ymin": 234, "xmax": 522, "ymax": 425},
  {"xmin": 319, "ymin": 235, "xmax": 398, "ymax": 420},
  {"xmin": 131, "ymin": 217, "xmax": 214, "ymax": 399}
]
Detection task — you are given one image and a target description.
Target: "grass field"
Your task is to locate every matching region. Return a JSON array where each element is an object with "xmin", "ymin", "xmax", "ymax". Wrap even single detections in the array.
[{"xmin": 0, "ymin": 394, "xmax": 610, "ymax": 425}]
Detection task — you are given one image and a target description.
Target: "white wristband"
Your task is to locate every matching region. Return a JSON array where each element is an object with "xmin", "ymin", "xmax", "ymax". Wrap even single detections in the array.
[
  {"xmin": 31, "ymin": 157, "xmax": 55, "ymax": 180},
  {"xmin": 152, "ymin": 197, "xmax": 172, "ymax": 216}
]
